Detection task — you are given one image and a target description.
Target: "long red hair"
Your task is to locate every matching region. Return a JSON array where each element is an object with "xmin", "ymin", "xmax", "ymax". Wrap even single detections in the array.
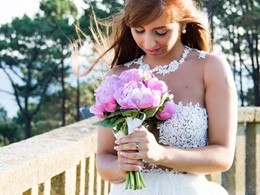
[{"xmin": 88, "ymin": 0, "xmax": 211, "ymax": 70}]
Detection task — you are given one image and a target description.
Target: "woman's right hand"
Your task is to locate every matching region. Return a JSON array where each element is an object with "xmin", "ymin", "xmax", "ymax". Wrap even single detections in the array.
[{"xmin": 116, "ymin": 148, "xmax": 143, "ymax": 173}]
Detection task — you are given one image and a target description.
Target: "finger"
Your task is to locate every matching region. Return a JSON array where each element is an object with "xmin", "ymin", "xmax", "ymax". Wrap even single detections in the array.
[
  {"xmin": 116, "ymin": 134, "xmax": 146, "ymax": 145},
  {"xmin": 114, "ymin": 142, "xmax": 142, "ymax": 151},
  {"xmin": 120, "ymin": 151, "xmax": 141, "ymax": 160},
  {"xmin": 119, "ymin": 157, "xmax": 142, "ymax": 171},
  {"xmin": 125, "ymin": 158, "xmax": 144, "ymax": 166},
  {"xmin": 135, "ymin": 125, "xmax": 147, "ymax": 132}
]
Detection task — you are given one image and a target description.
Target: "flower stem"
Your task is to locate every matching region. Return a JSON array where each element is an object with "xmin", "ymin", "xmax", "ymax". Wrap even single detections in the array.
[
  {"xmin": 125, "ymin": 171, "xmax": 146, "ymax": 190},
  {"xmin": 125, "ymin": 172, "xmax": 130, "ymax": 189}
]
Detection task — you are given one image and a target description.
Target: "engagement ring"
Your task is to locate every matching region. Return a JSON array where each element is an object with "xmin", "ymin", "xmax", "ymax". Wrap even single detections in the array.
[{"xmin": 136, "ymin": 143, "xmax": 139, "ymax": 150}]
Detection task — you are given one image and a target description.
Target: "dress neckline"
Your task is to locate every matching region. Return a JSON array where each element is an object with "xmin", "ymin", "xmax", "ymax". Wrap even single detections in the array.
[{"xmin": 137, "ymin": 46, "xmax": 191, "ymax": 76}]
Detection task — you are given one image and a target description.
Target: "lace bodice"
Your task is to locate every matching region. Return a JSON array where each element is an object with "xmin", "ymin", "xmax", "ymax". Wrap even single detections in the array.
[
  {"xmin": 158, "ymin": 102, "xmax": 208, "ymax": 148},
  {"xmin": 142, "ymin": 102, "xmax": 208, "ymax": 174}
]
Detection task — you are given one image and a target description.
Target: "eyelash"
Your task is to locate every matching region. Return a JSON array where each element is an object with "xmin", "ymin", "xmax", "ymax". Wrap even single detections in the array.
[
  {"xmin": 156, "ymin": 31, "xmax": 168, "ymax": 36},
  {"xmin": 135, "ymin": 30, "xmax": 168, "ymax": 36}
]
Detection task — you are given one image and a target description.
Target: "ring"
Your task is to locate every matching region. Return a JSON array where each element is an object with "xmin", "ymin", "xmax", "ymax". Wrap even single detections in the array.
[
  {"xmin": 136, "ymin": 143, "xmax": 139, "ymax": 150},
  {"xmin": 125, "ymin": 157, "xmax": 128, "ymax": 164}
]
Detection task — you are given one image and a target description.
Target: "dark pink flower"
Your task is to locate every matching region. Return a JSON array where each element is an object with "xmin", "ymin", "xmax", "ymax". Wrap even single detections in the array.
[{"xmin": 155, "ymin": 100, "xmax": 176, "ymax": 120}]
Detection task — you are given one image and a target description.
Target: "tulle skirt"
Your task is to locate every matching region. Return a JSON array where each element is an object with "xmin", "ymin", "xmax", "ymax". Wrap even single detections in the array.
[{"xmin": 109, "ymin": 172, "xmax": 228, "ymax": 195}]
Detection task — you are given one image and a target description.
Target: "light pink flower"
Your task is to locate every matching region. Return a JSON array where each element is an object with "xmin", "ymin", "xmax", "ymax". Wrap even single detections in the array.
[
  {"xmin": 89, "ymin": 101, "xmax": 105, "ymax": 119},
  {"xmin": 145, "ymin": 77, "xmax": 168, "ymax": 96},
  {"xmin": 155, "ymin": 100, "xmax": 176, "ymax": 120},
  {"xmin": 94, "ymin": 75, "xmax": 125, "ymax": 113},
  {"xmin": 114, "ymin": 81, "xmax": 161, "ymax": 110},
  {"xmin": 119, "ymin": 69, "xmax": 144, "ymax": 83}
]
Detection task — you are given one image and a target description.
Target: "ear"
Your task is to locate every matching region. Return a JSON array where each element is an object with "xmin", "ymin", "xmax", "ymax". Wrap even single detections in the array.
[{"xmin": 182, "ymin": 23, "xmax": 187, "ymax": 31}]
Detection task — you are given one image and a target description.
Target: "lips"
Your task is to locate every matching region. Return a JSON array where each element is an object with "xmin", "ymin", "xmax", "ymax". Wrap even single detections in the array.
[{"xmin": 146, "ymin": 48, "xmax": 160, "ymax": 56}]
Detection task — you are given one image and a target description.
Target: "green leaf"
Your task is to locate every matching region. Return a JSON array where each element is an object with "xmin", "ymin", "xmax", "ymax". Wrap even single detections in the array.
[
  {"xmin": 94, "ymin": 116, "xmax": 126, "ymax": 129},
  {"xmin": 121, "ymin": 110, "xmax": 139, "ymax": 118},
  {"xmin": 104, "ymin": 110, "xmax": 123, "ymax": 119},
  {"xmin": 143, "ymin": 107, "xmax": 159, "ymax": 118},
  {"xmin": 93, "ymin": 119, "xmax": 116, "ymax": 128}
]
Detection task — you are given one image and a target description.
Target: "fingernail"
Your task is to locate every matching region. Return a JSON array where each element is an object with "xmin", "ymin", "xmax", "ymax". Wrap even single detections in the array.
[
  {"xmin": 115, "ymin": 140, "xmax": 119, "ymax": 144},
  {"xmin": 114, "ymin": 146, "xmax": 118, "ymax": 150}
]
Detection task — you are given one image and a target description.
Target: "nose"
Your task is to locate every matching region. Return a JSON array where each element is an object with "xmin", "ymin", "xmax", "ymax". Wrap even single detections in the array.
[{"xmin": 143, "ymin": 34, "xmax": 156, "ymax": 49}]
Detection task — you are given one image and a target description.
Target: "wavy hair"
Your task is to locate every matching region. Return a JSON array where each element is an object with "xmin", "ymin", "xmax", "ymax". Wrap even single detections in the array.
[{"xmin": 87, "ymin": 0, "xmax": 211, "ymax": 70}]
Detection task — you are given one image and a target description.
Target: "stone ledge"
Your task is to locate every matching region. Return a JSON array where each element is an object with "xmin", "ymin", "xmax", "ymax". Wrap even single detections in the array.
[
  {"xmin": 0, "ymin": 107, "xmax": 259, "ymax": 194},
  {"xmin": 238, "ymin": 107, "xmax": 260, "ymax": 123},
  {"xmin": 0, "ymin": 117, "xmax": 99, "ymax": 194}
]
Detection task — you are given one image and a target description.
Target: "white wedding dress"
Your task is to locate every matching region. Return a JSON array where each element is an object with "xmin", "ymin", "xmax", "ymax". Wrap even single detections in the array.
[
  {"xmin": 109, "ymin": 102, "xmax": 228, "ymax": 195},
  {"xmin": 109, "ymin": 47, "xmax": 228, "ymax": 194}
]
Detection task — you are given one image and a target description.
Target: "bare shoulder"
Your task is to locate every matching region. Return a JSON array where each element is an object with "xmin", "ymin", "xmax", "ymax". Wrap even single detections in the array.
[
  {"xmin": 204, "ymin": 53, "xmax": 236, "ymax": 89},
  {"xmin": 106, "ymin": 65, "xmax": 130, "ymax": 77}
]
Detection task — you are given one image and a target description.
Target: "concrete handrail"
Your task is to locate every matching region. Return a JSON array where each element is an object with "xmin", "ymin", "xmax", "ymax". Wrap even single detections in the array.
[{"xmin": 0, "ymin": 107, "xmax": 259, "ymax": 195}]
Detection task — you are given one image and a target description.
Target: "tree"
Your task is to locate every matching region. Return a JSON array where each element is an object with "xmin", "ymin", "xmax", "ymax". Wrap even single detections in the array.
[
  {"xmin": 30, "ymin": 80, "xmax": 95, "ymax": 136},
  {"xmin": 40, "ymin": 0, "xmax": 80, "ymax": 125},
  {"xmin": 201, "ymin": 0, "xmax": 260, "ymax": 106},
  {"xmin": 0, "ymin": 105, "xmax": 21, "ymax": 146},
  {"xmin": 78, "ymin": 0, "xmax": 124, "ymax": 36},
  {"xmin": 0, "ymin": 16, "xmax": 61, "ymax": 138}
]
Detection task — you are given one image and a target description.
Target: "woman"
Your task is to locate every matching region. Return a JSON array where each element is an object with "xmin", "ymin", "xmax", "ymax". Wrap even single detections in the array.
[{"xmin": 92, "ymin": 0, "xmax": 238, "ymax": 194}]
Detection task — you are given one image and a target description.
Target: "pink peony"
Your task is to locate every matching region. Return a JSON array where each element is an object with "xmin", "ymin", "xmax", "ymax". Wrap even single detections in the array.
[
  {"xmin": 155, "ymin": 100, "xmax": 176, "ymax": 120},
  {"xmin": 119, "ymin": 69, "xmax": 144, "ymax": 83},
  {"xmin": 114, "ymin": 81, "xmax": 161, "ymax": 110},
  {"xmin": 94, "ymin": 75, "xmax": 125, "ymax": 113},
  {"xmin": 89, "ymin": 101, "xmax": 105, "ymax": 119},
  {"xmin": 145, "ymin": 77, "xmax": 168, "ymax": 96}
]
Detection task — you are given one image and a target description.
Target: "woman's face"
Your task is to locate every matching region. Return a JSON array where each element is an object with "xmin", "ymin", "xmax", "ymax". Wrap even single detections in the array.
[{"xmin": 131, "ymin": 10, "xmax": 181, "ymax": 59}]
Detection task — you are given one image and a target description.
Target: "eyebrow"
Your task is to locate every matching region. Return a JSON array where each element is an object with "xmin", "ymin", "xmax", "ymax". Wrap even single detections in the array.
[
  {"xmin": 136, "ymin": 26, "xmax": 167, "ymax": 30},
  {"xmin": 153, "ymin": 26, "xmax": 167, "ymax": 30}
]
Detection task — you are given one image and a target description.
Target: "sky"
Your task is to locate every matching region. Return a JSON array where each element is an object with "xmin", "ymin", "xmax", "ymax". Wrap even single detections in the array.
[
  {"xmin": 0, "ymin": 0, "xmax": 41, "ymax": 117},
  {"xmin": 0, "ymin": 0, "xmax": 85, "ymax": 118}
]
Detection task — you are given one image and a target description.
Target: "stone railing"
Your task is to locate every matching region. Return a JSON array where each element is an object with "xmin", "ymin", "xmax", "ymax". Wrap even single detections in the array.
[{"xmin": 0, "ymin": 107, "xmax": 259, "ymax": 195}]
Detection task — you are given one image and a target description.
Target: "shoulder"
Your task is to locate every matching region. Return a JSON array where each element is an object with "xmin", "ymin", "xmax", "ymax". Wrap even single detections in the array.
[
  {"xmin": 106, "ymin": 58, "xmax": 139, "ymax": 77},
  {"xmin": 106, "ymin": 64, "xmax": 131, "ymax": 77},
  {"xmin": 203, "ymin": 53, "xmax": 234, "ymax": 87}
]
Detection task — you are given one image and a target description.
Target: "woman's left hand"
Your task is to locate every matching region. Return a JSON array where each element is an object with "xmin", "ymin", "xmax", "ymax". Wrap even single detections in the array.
[{"xmin": 114, "ymin": 125, "xmax": 164, "ymax": 164}]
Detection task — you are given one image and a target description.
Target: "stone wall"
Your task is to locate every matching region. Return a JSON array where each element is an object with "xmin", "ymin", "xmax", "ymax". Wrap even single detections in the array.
[{"xmin": 0, "ymin": 107, "xmax": 259, "ymax": 195}]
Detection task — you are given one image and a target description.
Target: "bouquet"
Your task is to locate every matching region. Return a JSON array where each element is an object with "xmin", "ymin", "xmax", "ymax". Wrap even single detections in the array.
[{"xmin": 90, "ymin": 68, "xmax": 176, "ymax": 190}]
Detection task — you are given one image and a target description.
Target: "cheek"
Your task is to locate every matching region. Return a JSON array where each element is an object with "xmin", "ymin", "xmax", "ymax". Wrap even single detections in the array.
[
  {"xmin": 131, "ymin": 29, "xmax": 140, "ymax": 44},
  {"xmin": 163, "ymin": 31, "xmax": 180, "ymax": 48},
  {"xmin": 132, "ymin": 34, "xmax": 143, "ymax": 48}
]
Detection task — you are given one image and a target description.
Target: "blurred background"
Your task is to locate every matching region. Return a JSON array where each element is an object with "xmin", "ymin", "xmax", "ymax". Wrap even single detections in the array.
[{"xmin": 0, "ymin": 0, "xmax": 259, "ymax": 146}]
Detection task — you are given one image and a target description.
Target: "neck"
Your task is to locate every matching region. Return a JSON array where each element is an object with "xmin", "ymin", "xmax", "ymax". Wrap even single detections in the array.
[{"xmin": 144, "ymin": 43, "xmax": 186, "ymax": 68}]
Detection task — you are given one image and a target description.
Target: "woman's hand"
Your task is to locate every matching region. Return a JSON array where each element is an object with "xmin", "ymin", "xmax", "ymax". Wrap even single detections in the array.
[
  {"xmin": 116, "ymin": 150, "xmax": 143, "ymax": 174},
  {"xmin": 114, "ymin": 125, "xmax": 164, "ymax": 167}
]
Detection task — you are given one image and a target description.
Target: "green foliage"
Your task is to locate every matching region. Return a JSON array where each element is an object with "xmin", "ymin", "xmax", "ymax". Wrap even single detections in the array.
[
  {"xmin": 78, "ymin": 0, "xmax": 124, "ymax": 36},
  {"xmin": 200, "ymin": 0, "xmax": 260, "ymax": 106},
  {"xmin": 40, "ymin": 0, "xmax": 78, "ymax": 20},
  {"xmin": 30, "ymin": 80, "xmax": 95, "ymax": 135},
  {"xmin": 0, "ymin": 106, "xmax": 22, "ymax": 146},
  {"xmin": 0, "ymin": 0, "xmax": 81, "ymax": 138}
]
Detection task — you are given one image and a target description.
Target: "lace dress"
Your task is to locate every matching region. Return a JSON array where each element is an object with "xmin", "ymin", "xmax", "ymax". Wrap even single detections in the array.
[
  {"xmin": 109, "ymin": 47, "xmax": 228, "ymax": 194},
  {"xmin": 109, "ymin": 102, "xmax": 228, "ymax": 195}
]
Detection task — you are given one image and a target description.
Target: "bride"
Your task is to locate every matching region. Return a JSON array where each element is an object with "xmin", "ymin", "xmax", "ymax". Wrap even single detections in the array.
[{"xmin": 89, "ymin": 0, "xmax": 238, "ymax": 194}]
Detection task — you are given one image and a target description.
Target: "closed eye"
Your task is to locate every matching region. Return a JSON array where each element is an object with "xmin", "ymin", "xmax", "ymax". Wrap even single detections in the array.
[
  {"xmin": 135, "ymin": 29, "xmax": 144, "ymax": 34},
  {"xmin": 156, "ymin": 29, "xmax": 168, "ymax": 36}
]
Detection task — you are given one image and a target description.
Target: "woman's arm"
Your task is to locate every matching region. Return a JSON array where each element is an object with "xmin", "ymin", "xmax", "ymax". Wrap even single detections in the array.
[
  {"xmin": 96, "ymin": 126, "xmax": 143, "ymax": 183},
  {"xmin": 115, "ymin": 54, "xmax": 238, "ymax": 175},
  {"xmin": 96, "ymin": 126, "xmax": 123, "ymax": 183}
]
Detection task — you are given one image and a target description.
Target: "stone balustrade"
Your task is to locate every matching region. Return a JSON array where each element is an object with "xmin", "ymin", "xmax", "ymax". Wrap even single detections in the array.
[{"xmin": 0, "ymin": 107, "xmax": 259, "ymax": 195}]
